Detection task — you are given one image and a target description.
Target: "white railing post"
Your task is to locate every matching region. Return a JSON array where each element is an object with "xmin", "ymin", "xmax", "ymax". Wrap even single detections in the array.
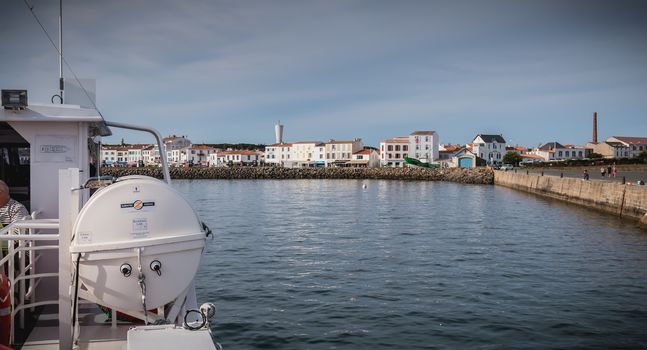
[
  {"xmin": 59, "ymin": 168, "xmax": 80, "ymax": 350},
  {"xmin": 8, "ymin": 234, "xmax": 14, "ymax": 344},
  {"xmin": 30, "ymin": 211, "xmax": 39, "ymax": 312},
  {"xmin": 19, "ymin": 230, "xmax": 26, "ymax": 329}
]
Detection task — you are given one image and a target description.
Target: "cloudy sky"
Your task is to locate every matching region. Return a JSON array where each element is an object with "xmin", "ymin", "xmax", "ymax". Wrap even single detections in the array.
[{"xmin": 2, "ymin": 0, "xmax": 646, "ymax": 147}]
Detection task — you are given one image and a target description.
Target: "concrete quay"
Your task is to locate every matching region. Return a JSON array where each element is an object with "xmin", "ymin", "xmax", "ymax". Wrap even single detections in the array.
[
  {"xmin": 99, "ymin": 166, "xmax": 494, "ymax": 184},
  {"xmin": 494, "ymin": 170, "xmax": 647, "ymax": 227},
  {"xmin": 521, "ymin": 165, "xmax": 647, "ymax": 184}
]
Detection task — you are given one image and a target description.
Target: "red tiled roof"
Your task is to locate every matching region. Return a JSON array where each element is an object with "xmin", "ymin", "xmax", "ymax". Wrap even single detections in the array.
[
  {"xmin": 102, "ymin": 145, "xmax": 129, "ymax": 151},
  {"xmin": 326, "ymin": 140, "xmax": 360, "ymax": 144},
  {"xmin": 612, "ymin": 136, "xmax": 647, "ymax": 145},
  {"xmin": 521, "ymin": 154, "xmax": 544, "ymax": 159},
  {"xmin": 192, "ymin": 145, "xmax": 215, "ymax": 150},
  {"xmin": 292, "ymin": 141, "xmax": 323, "ymax": 144},
  {"xmin": 410, "ymin": 130, "xmax": 436, "ymax": 136},
  {"xmin": 354, "ymin": 149, "xmax": 372, "ymax": 155},
  {"xmin": 505, "ymin": 146, "xmax": 527, "ymax": 151},
  {"xmin": 219, "ymin": 150, "xmax": 258, "ymax": 155},
  {"xmin": 382, "ymin": 137, "xmax": 409, "ymax": 143}
]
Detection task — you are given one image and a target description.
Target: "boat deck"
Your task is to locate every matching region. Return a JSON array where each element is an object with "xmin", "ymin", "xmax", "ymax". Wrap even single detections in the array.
[{"xmin": 17, "ymin": 304, "xmax": 137, "ymax": 350}]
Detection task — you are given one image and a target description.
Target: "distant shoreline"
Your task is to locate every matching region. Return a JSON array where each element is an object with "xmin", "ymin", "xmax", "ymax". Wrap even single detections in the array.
[{"xmin": 99, "ymin": 166, "xmax": 494, "ymax": 184}]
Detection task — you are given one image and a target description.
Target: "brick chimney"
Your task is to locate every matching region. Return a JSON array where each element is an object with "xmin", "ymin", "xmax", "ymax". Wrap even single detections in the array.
[{"xmin": 592, "ymin": 112, "xmax": 598, "ymax": 144}]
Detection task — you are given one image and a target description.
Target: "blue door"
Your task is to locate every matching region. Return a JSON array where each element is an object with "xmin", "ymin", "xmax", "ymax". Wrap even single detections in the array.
[{"xmin": 459, "ymin": 157, "xmax": 472, "ymax": 168}]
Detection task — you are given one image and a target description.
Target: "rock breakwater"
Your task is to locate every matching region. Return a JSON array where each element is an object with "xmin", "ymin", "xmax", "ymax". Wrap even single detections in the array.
[{"xmin": 99, "ymin": 167, "xmax": 494, "ymax": 184}]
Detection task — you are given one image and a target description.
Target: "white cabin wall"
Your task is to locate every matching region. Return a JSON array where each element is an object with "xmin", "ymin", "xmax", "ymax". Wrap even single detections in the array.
[
  {"xmin": 10, "ymin": 121, "xmax": 90, "ymax": 302},
  {"xmin": 10, "ymin": 121, "xmax": 90, "ymax": 219}
]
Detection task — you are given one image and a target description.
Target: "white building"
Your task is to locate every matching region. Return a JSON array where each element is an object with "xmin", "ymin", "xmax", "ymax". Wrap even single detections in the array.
[
  {"xmin": 325, "ymin": 139, "xmax": 363, "ymax": 167},
  {"xmin": 126, "ymin": 144, "xmax": 150, "ymax": 166},
  {"xmin": 187, "ymin": 145, "xmax": 218, "ymax": 167},
  {"xmin": 408, "ymin": 131, "xmax": 439, "ymax": 162},
  {"xmin": 532, "ymin": 142, "xmax": 589, "ymax": 161},
  {"xmin": 349, "ymin": 149, "xmax": 380, "ymax": 168},
  {"xmin": 264, "ymin": 143, "xmax": 293, "ymax": 166},
  {"xmin": 142, "ymin": 145, "xmax": 159, "ymax": 165},
  {"xmin": 290, "ymin": 141, "xmax": 326, "ymax": 167},
  {"xmin": 164, "ymin": 135, "xmax": 191, "ymax": 150},
  {"xmin": 100, "ymin": 146, "xmax": 119, "ymax": 166},
  {"xmin": 163, "ymin": 135, "xmax": 192, "ymax": 166},
  {"xmin": 379, "ymin": 131, "xmax": 440, "ymax": 167},
  {"xmin": 100, "ymin": 145, "xmax": 130, "ymax": 166},
  {"xmin": 217, "ymin": 150, "xmax": 260, "ymax": 166},
  {"xmin": 169, "ymin": 148, "xmax": 188, "ymax": 166},
  {"xmin": 472, "ymin": 134, "xmax": 506, "ymax": 165},
  {"xmin": 380, "ymin": 137, "xmax": 409, "ymax": 167},
  {"xmin": 605, "ymin": 136, "xmax": 647, "ymax": 158},
  {"xmin": 592, "ymin": 141, "xmax": 630, "ymax": 159}
]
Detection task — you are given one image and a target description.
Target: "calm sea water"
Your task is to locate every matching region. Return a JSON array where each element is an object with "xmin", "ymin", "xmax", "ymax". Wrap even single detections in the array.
[{"xmin": 173, "ymin": 180, "xmax": 647, "ymax": 350}]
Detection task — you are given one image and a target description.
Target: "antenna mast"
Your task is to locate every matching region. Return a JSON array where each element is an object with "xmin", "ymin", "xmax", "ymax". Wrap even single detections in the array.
[{"xmin": 58, "ymin": 0, "xmax": 64, "ymax": 103}]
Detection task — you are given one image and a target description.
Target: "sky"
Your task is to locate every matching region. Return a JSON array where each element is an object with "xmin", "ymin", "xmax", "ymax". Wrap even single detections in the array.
[{"xmin": 1, "ymin": 0, "xmax": 647, "ymax": 147}]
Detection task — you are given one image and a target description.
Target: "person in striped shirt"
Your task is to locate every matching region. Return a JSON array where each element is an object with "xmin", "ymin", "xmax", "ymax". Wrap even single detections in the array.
[
  {"xmin": 0, "ymin": 180, "xmax": 29, "ymax": 233},
  {"xmin": 0, "ymin": 180, "xmax": 29, "ymax": 282}
]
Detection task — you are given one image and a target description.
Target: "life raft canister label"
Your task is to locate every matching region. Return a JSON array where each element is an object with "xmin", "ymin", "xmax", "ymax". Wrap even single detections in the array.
[
  {"xmin": 120, "ymin": 200, "xmax": 155, "ymax": 212},
  {"xmin": 131, "ymin": 217, "xmax": 149, "ymax": 238}
]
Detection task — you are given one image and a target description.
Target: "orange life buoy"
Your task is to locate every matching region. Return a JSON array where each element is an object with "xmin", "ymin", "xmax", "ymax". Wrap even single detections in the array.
[{"xmin": 0, "ymin": 272, "xmax": 11, "ymax": 346}]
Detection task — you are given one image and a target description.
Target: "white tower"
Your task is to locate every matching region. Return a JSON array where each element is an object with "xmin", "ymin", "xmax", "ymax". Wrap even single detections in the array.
[{"xmin": 275, "ymin": 121, "xmax": 284, "ymax": 144}]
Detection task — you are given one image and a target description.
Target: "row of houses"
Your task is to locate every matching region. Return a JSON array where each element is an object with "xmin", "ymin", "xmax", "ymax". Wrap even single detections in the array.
[
  {"xmin": 265, "ymin": 130, "xmax": 440, "ymax": 168},
  {"xmin": 439, "ymin": 135, "xmax": 647, "ymax": 168},
  {"xmin": 100, "ymin": 135, "xmax": 263, "ymax": 167},
  {"xmin": 264, "ymin": 138, "xmax": 377, "ymax": 167},
  {"xmin": 591, "ymin": 136, "xmax": 647, "ymax": 159},
  {"xmin": 99, "ymin": 132, "xmax": 647, "ymax": 169}
]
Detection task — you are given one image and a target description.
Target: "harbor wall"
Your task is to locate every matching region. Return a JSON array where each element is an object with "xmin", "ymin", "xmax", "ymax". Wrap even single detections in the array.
[
  {"xmin": 494, "ymin": 171, "xmax": 647, "ymax": 226},
  {"xmin": 99, "ymin": 166, "xmax": 494, "ymax": 184}
]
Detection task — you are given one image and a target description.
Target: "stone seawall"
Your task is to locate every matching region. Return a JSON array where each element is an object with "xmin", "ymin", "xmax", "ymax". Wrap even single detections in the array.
[
  {"xmin": 494, "ymin": 171, "xmax": 647, "ymax": 227},
  {"xmin": 99, "ymin": 166, "xmax": 494, "ymax": 184}
]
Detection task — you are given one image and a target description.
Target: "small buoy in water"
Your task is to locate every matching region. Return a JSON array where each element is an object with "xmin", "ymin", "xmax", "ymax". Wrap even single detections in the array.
[{"xmin": 362, "ymin": 184, "xmax": 367, "ymax": 189}]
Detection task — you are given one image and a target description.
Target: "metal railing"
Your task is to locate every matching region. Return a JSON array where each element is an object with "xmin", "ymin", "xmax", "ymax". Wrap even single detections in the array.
[{"xmin": 0, "ymin": 214, "xmax": 60, "ymax": 344}]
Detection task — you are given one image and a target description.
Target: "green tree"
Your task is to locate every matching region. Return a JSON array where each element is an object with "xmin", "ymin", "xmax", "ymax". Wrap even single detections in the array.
[
  {"xmin": 589, "ymin": 152, "xmax": 603, "ymax": 159},
  {"xmin": 503, "ymin": 151, "xmax": 522, "ymax": 165},
  {"xmin": 638, "ymin": 150, "xmax": 647, "ymax": 162}
]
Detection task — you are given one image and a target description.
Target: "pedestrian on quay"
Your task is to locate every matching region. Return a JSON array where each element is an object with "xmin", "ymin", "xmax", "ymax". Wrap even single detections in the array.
[
  {"xmin": 607, "ymin": 165, "xmax": 612, "ymax": 177},
  {"xmin": 612, "ymin": 164, "xmax": 617, "ymax": 178},
  {"xmin": 600, "ymin": 167, "xmax": 606, "ymax": 178},
  {"xmin": 583, "ymin": 169, "xmax": 590, "ymax": 180}
]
